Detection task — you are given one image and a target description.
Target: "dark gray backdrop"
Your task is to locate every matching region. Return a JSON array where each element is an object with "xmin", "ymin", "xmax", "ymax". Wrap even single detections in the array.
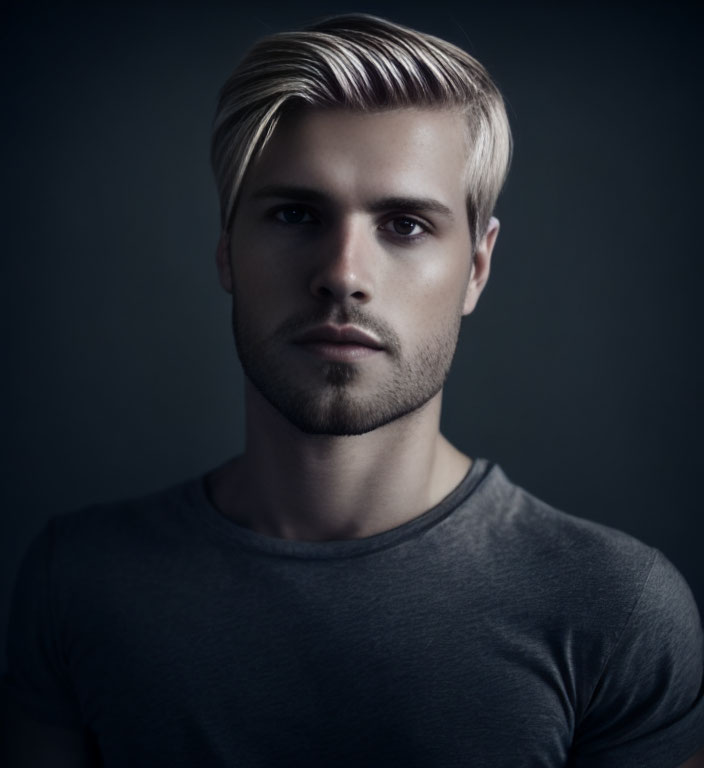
[{"xmin": 2, "ymin": 0, "xmax": 702, "ymax": 666}]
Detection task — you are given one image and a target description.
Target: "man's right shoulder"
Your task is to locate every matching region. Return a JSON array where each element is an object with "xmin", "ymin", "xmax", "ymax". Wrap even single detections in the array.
[
  {"xmin": 55, "ymin": 477, "xmax": 198, "ymax": 533},
  {"xmin": 28, "ymin": 477, "xmax": 205, "ymax": 581}
]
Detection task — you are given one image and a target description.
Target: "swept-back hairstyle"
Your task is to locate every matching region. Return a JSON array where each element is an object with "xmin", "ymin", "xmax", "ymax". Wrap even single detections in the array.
[{"xmin": 211, "ymin": 14, "xmax": 512, "ymax": 247}]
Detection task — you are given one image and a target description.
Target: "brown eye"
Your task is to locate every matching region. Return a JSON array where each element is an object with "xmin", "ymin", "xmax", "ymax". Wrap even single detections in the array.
[
  {"xmin": 275, "ymin": 207, "xmax": 313, "ymax": 224},
  {"xmin": 383, "ymin": 216, "xmax": 428, "ymax": 238},
  {"xmin": 393, "ymin": 217, "xmax": 418, "ymax": 235}
]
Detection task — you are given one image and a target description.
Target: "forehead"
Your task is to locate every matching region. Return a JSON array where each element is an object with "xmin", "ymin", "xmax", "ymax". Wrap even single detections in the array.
[{"xmin": 240, "ymin": 106, "xmax": 470, "ymax": 208}]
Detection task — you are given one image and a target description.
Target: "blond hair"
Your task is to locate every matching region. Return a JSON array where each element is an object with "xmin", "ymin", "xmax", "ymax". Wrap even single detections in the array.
[{"xmin": 211, "ymin": 14, "xmax": 512, "ymax": 246}]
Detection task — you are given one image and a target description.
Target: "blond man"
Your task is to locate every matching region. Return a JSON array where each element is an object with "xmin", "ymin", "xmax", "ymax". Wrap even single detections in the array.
[{"xmin": 3, "ymin": 14, "xmax": 703, "ymax": 768}]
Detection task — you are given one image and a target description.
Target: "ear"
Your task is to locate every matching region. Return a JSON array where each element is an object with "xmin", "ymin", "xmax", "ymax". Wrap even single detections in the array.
[
  {"xmin": 462, "ymin": 216, "xmax": 500, "ymax": 316},
  {"xmin": 216, "ymin": 232, "xmax": 233, "ymax": 294}
]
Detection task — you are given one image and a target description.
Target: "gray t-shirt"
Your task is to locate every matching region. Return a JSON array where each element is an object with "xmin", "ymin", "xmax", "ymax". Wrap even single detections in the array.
[{"xmin": 4, "ymin": 459, "xmax": 704, "ymax": 766}]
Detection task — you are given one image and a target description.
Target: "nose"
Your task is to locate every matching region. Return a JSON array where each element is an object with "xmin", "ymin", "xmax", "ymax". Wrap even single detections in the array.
[{"xmin": 309, "ymin": 219, "xmax": 375, "ymax": 304}]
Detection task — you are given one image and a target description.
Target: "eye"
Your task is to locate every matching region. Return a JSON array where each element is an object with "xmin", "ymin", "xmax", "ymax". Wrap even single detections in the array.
[
  {"xmin": 273, "ymin": 206, "xmax": 316, "ymax": 225},
  {"xmin": 380, "ymin": 216, "xmax": 429, "ymax": 239}
]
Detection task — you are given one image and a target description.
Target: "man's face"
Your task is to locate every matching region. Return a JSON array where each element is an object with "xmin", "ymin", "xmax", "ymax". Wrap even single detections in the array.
[{"xmin": 218, "ymin": 107, "xmax": 497, "ymax": 435}]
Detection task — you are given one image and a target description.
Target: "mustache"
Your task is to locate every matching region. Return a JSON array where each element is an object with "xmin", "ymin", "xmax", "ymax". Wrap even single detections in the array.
[{"xmin": 275, "ymin": 305, "xmax": 402, "ymax": 356}]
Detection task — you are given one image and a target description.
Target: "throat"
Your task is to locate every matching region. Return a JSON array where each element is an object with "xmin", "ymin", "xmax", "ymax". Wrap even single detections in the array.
[{"xmin": 206, "ymin": 433, "xmax": 471, "ymax": 543}]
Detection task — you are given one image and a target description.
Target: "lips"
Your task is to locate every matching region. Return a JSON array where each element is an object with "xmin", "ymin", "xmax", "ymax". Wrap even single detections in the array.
[
  {"xmin": 292, "ymin": 324, "xmax": 385, "ymax": 363},
  {"xmin": 292, "ymin": 325, "xmax": 384, "ymax": 350}
]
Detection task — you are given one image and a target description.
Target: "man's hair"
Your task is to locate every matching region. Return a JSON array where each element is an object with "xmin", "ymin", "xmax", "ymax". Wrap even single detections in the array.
[{"xmin": 211, "ymin": 14, "xmax": 512, "ymax": 247}]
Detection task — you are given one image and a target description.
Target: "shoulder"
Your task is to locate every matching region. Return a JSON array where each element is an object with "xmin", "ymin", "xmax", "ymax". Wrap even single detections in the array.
[
  {"xmin": 470, "ymin": 463, "xmax": 661, "ymax": 596},
  {"xmin": 468, "ymin": 463, "xmax": 701, "ymax": 665},
  {"xmin": 49, "ymin": 476, "xmax": 200, "ymax": 543},
  {"xmin": 21, "ymin": 477, "xmax": 205, "ymax": 595}
]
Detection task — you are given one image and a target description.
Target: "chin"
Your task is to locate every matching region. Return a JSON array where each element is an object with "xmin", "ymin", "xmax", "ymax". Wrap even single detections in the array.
[{"xmin": 261, "ymin": 384, "xmax": 441, "ymax": 437}]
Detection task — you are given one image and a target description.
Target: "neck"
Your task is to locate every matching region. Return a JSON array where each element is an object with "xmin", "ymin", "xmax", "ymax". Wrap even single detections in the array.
[{"xmin": 207, "ymin": 382, "xmax": 471, "ymax": 541}]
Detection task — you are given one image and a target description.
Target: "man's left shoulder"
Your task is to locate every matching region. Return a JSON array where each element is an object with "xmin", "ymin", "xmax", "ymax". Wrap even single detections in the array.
[
  {"xmin": 482, "ymin": 466, "xmax": 659, "ymax": 588},
  {"xmin": 483, "ymin": 466, "xmax": 700, "ymax": 632},
  {"xmin": 517, "ymin": 483, "xmax": 656, "ymax": 574}
]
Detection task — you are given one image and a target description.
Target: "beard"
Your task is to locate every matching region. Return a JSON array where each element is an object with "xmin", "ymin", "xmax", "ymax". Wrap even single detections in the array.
[{"xmin": 231, "ymin": 299, "xmax": 461, "ymax": 436}]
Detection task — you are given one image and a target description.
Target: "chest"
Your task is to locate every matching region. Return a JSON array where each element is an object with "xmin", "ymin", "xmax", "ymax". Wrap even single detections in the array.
[{"xmin": 65, "ymin": 557, "xmax": 578, "ymax": 766}]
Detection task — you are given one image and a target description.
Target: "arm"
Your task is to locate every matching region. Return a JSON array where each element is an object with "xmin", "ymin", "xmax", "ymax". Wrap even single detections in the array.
[
  {"xmin": 572, "ymin": 550, "xmax": 704, "ymax": 767},
  {"xmin": 3, "ymin": 524, "xmax": 99, "ymax": 767}
]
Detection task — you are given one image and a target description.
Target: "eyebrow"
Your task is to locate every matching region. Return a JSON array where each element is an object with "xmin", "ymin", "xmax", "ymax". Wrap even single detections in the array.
[{"xmin": 250, "ymin": 184, "xmax": 455, "ymax": 220}]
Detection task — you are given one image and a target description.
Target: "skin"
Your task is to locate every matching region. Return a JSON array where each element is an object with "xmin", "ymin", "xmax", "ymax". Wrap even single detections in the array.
[{"xmin": 209, "ymin": 106, "xmax": 499, "ymax": 541}]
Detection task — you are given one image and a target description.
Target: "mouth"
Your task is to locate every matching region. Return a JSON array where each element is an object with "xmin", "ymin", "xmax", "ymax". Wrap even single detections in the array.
[{"xmin": 292, "ymin": 324, "xmax": 385, "ymax": 362}]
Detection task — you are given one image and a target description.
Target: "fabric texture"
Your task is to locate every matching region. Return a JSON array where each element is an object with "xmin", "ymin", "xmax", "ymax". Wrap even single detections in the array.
[{"xmin": 4, "ymin": 459, "xmax": 704, "ymax": 767}]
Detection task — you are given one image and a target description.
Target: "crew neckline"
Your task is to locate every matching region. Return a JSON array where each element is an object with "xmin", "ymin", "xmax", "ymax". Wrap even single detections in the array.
[{"xmin": 184, "ymin": 457, "xmax": 495, "ymax": 560}]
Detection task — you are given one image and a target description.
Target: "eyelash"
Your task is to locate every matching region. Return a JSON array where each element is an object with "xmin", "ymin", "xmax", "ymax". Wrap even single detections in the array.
[{"xmin": 270, "ymin": 206, "xmax": 431, "ymax": 242}]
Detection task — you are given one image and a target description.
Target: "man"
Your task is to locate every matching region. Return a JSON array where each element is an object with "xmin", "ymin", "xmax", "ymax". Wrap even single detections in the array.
[{"xmin": 2, "ymin": 13, "xmax": 703, "ymax": 767}]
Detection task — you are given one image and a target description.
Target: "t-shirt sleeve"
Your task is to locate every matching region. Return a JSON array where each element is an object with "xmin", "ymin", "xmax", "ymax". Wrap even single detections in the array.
[
  {"xmin": 2, "ymin": 521, "xmax": 83, "ymax": 728},
  {"xmin": 571, "ymin": 549, "xmax": 704, "ymax": 768}
]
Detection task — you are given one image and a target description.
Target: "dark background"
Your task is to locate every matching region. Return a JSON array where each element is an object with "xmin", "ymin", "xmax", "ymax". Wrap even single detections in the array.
[{"xmin": 2, "ymin": 0, "xmax": 702, "ymax": 665}]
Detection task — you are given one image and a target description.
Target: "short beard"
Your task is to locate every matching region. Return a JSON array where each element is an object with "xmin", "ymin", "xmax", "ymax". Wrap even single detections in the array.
[{"xmin": 232, "ymin": 301, "xmax": 461, "ymax": 436}]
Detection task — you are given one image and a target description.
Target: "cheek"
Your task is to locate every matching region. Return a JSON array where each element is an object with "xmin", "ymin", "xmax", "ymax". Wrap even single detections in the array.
[
  {"xmin": 231, "ymin": 253, "xmax": 305, "ymax": 341},
  {"xmin": 401, "ymin": 253, "xmax": 472, "ymax": 326},
  {"xmin": 231, "ymin": 239, "xmax": 296, "ymax": 304}
]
